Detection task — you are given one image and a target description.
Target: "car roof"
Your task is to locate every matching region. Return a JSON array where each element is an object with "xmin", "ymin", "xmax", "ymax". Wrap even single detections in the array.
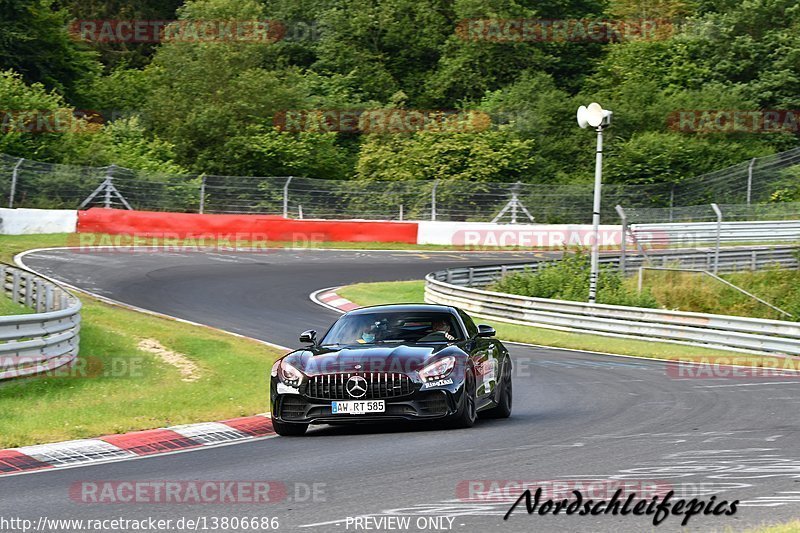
[{"xmin": 344, "ymin": 304, "xmax": 459, "ymax": 316}]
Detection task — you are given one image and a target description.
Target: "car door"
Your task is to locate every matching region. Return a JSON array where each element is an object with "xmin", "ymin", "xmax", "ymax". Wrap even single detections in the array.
[{"xmin": 458, "ymin": 310, "xmax": 497, "ymax": 406}]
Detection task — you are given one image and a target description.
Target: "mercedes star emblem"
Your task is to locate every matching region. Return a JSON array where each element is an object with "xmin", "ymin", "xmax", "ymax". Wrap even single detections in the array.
[{"xmin": 346, "ymin": 376, "xmax": 368, "ymax": 398}]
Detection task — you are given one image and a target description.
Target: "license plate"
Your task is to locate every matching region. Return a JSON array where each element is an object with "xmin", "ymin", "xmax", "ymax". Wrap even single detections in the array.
[{"xmin": 331, "ymin": 400, "xmax": 385, "ymax": 415}]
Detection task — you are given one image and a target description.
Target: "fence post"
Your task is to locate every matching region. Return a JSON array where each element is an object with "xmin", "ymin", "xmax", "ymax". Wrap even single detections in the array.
[
  {"xmin": 199, "ymin": 175, "xmax": 206, "ymax": 214},
  {"xmin": 669, "ymin": 185, "xmax": 674, "ymax": 222},
  {"xmin": 615, "ymin": 205, "xmax": 627, "ymax": 275},
  {"xmin": 711, "ymin": 203, "xmax": 722, "ymax": 274},
  {"xmin": 747, "ymin": 157, "xmax": 756, "ymax": 206},
  {"xmin": 399, "ymin": 204, "xmax": 404, "ymax": 221},
  {"xmin": 431, "ymin": 180, "xmax": 440, "ymax": 221},
  {"xmin": 283, "ymin": 177, "xmax": 293, "ymax": 218},
  {"xmin": 8, "ymin": 158, "xmax": 23, "ymax": 208}
]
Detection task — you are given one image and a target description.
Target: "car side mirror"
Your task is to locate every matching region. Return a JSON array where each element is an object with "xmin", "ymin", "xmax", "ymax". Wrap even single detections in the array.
[
  {"xmin": 299, "ymin": 330, "xmax": 317, "ymax": 344},
  {"xmin": 477, "ymin": 325, "xmax": 496, "ymax": 338}
]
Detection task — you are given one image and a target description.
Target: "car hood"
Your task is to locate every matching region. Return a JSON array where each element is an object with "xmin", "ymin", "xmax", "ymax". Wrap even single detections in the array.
[{"xmin": 287, "ymin": 344, "xmax": 457, "ymax": 376}]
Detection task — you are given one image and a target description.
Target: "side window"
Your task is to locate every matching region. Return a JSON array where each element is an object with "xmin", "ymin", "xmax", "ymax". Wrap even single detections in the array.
[{"xmin": 458, "ymin": 310, "xmax": 479, "ymax": 338}]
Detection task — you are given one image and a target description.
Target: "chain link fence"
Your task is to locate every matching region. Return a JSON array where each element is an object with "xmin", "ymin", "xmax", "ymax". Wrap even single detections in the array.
[{"xmin": 3, "ymin": 146, "xmax": 800, "ymax": 223}]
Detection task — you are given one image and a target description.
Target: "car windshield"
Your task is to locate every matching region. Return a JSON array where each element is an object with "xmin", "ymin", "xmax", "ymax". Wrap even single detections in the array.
[{"xmin": 321, "ymin": 311, "xmax": 462, "ymax": 345}]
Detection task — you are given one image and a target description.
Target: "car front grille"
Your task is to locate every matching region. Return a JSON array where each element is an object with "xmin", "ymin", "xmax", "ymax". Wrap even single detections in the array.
[
  {"xmin": 417, "ymin": 391, "xmax": 450, "ymax": 416},
  {"xmin": 280, "ymin": 396, "xmax": 308, "ymax": 420},
  {"xmin": 305, "ymin": 372, "xmax": 415, "ymax": 400}
]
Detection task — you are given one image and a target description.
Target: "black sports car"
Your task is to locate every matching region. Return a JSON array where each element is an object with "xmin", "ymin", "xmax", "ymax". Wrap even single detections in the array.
[{"xmin": 270, "ymin": 304, "xmax": 513, "ymax": 436}]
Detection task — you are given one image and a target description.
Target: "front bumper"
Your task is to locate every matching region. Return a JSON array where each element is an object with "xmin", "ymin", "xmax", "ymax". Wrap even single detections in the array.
[{"xmin": 270, "ymin": 383, "xmax": 463, "ymax": 424}]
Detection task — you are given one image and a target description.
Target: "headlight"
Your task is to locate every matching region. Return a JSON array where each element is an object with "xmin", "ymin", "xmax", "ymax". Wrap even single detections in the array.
[
  {"xmin": 278, "ymin": 360, "xmax": 303, "ymax": 386},
  {"xmin": 419, "ymin": 356, "xmax": 456, "ymax": 381}
]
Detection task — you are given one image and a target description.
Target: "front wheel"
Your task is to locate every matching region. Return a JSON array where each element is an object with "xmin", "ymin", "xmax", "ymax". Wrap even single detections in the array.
[
  {"xmin": 271, "ymin": 417, "xmax": 308, "ymax": 436},
  {"xmin": 445, "ymin": 371, "xmax": 477, "ymax": 429}
]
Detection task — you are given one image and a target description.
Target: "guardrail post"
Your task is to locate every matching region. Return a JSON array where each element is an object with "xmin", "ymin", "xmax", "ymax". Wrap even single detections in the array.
[
  {"xmin": 35, "ymin": 279, "xmax": 43, "ymax": 312},
  {"xmin": 446, "ymin": 269, "xmax": 452, "ymax": 284},
  {"xmin": 468, "ymin": 268, "xmax": 474, "ymax": 286},
  {"xmin": 24, "ymin": 274, "xmax": 32, "ymax": 308},
  {"xmin": 711, "ymin": 203, "xmax": 722, "ymax": 274},
  {"xmin": 12, "ymin": 271, "xmax": 20, "ymax": 304},
  {"xmin": 751, "ymin": 250, "xmax": 757, "ymax": 271},
  {"xmin": 637, "ymin": 266, "xmax": 644, "ymax": 293},
  {"xmin": 45, "ymin": 285, "xmax": 53, "ymax": 312}
]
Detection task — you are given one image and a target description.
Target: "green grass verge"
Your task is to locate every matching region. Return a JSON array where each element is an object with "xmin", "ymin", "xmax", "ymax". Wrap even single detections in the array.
[
  {"xmin": 0, "ymin": 294, "xmax": 32, "ymax": 315},
  {"xmin": 0, "ymin": 234, "xmax": 286, "ymax": 448},
  {"xmin": 337, "ymin": 280, "xmax": 780, "ymax": 363}
]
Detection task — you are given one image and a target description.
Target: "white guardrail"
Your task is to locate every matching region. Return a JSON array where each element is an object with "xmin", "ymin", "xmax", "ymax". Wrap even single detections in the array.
[
  {"xmin": 0, "ymin": 264, "xmax": 81, "ymax": 379},
  {"xmin": 425, "ymin": 246, "xmax": 800, "ymax": 356},
  {"xmin": 631, "ymin": 220, "xmax": 800, "ymax": 245}
]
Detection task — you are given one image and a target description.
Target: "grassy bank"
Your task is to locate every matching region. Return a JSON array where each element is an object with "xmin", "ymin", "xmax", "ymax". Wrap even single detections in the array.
[
  {"xmin": 337, "ymin": 280, "xmax": 775, "ymax": 363},
  {"xmin": 0, "ymin": 234, "xmax": 286, "ymax": 448},
  {"xmin": 635, "ymin": 267, "xmax": 800, "ymax": 321}
]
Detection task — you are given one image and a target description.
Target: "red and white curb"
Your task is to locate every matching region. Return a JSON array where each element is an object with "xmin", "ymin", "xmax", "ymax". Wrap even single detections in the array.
[
  {"xmin": 309, "ymin": 287, "xmax": 361, "ymax": 314},
  {"xmin": 0, "ymin": 415, "xmax": 275, "ymax": 477}
]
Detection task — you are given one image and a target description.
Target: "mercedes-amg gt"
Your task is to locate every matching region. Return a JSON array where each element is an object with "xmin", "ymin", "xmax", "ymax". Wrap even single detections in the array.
[{"xmin": 270, "ymin": 304, "xmax": 513, "ymax": 436}]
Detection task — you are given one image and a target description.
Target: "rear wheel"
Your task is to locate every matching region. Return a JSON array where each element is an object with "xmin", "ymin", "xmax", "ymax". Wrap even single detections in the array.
[
  {"xmin": 271, "ymin": 417, "xmax": 308, "ymax": 436},
  {"xmin": 446, "ymin": 371, "xmax": 477, "ymax": 429},
  {"xmin": 480, "ymin": 359, "xmax": 512, "ymax": 419}
]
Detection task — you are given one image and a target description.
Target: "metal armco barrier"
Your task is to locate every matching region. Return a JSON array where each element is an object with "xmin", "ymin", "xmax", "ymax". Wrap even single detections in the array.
[
  {"xmin": 425, "ymin": 246, "xmax": 800, "ymax": 356},
  {"xmin": 0, "ymin": 264, "xmax": 81, "ymax": 379},
  {"xmin": 631, "ymin": 220, "xmax": 800, "ymax": 245}
]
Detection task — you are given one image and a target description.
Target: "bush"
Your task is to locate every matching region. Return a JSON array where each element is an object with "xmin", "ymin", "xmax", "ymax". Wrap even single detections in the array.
[{"xmin": 489, "ymin": 248, "xmax": 659, "ymax": 308}]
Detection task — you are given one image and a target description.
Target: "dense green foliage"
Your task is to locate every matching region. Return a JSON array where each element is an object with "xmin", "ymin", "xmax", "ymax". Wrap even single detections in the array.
[
  {"xmin": 490, "ymin": 248, "xmax": 660, "ymax": 307},
  {"xmin": 1, "ymin": 0, "xmax": 798, "ymax": 199}
]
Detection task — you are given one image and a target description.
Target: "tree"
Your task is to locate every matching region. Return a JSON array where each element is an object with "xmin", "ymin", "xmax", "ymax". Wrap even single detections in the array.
[
  {"xmin": 142, "ymin": 0, "xmax": 314, "ymax": 172},
  {"xmin": 0, "ymin": 0, "xmax": 101, "ymax": 103}
]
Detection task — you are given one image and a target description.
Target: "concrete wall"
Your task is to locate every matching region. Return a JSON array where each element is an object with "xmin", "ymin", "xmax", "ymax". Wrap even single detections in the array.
[{"xmin": 0, "ymin": 208, "xmax": 78, "ymax": 235}]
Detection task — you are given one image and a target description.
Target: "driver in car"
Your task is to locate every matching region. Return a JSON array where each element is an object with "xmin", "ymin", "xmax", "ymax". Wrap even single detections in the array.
[
  {"xmin": 357, "ymin": 322, "xmax": 378, "ymax": 343},
  {"xmin": 418, "ymin": 319, "xmax": 456, "ymax": 342}
]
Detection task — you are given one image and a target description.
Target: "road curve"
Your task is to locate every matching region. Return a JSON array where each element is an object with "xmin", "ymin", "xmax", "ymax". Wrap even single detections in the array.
[{"xmin": 1, "ymin": 248, "xmax": 799, "ymax": 532}]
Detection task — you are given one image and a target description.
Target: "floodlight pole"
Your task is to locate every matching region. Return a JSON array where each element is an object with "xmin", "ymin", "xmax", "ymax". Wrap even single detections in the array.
[{"xmin": 588, "ymin": 125, "xmax": 604, "ymax": 304}]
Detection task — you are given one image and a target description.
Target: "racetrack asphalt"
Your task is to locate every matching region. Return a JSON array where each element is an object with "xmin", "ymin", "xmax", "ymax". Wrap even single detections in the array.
[{"xmin": 2, "ymin": 247, "xmax": 800, "ymax": 532}]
